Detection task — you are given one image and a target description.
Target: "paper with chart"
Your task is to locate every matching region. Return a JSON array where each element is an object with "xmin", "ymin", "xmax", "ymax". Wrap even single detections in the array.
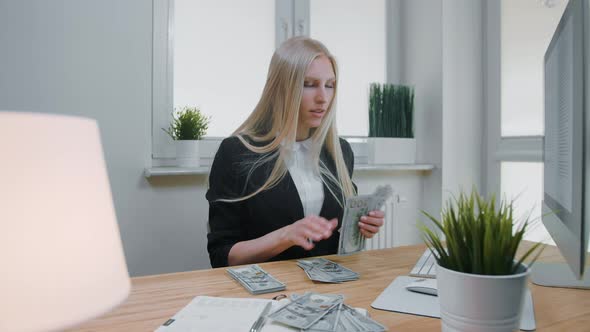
[
  {"xmin": 338, "ymin": 185, "xmax": 393, "ymax": 255},
  {"xmin": 155, "ymin": 293, "xmax": 385, "ymax": 332},
  {"xmin": 154, "ymin": 296, "xmax": 293, "ymax": 332}
]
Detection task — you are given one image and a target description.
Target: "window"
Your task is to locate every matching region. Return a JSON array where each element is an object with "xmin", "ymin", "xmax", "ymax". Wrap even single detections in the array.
[
  {"xmin": 501, "ymin": 1, "xmax": 566, "ymax": 136},
  {"xmin": 174, "ymin": 0, "xmax": 275, "ymax": 138},
  {"xmin": 152, "ymin": 0, "xmax": 389, "ymax": 161},
  {"xmin": 501, "ymin": 162, "xmax": 554, "ymax": 244},
  {"xmin": 310, "ymin": 0, "xmax": 386, "ymax": 136},
  {"xmin": 490, "ymin": 0, "xmax": 567, "ymax": 243}
]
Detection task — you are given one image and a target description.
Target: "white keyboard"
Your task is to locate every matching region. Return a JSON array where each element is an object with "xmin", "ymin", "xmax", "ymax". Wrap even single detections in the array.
[{"xmin": 409, "ymin": 249, "xmax": 437, "ymax": 278}]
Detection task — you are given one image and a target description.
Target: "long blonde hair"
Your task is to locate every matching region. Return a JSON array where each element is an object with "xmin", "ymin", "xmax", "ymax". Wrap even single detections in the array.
[{"xmin": 229, "ymin": 36, "xmax": 356, "ymax": 206}]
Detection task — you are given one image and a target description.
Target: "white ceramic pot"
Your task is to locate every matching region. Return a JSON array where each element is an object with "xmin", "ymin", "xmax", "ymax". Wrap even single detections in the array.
[
  {"xmin": 436, "ymin": 262, "xmax": 529, "ymax": 332},
  {"xmin": 367, "ymin": 137, "xmax": 416, "ymax": 164},
  {"xmin": 175, "ymin": 140, "xmax": 200, "ymax": 167}
]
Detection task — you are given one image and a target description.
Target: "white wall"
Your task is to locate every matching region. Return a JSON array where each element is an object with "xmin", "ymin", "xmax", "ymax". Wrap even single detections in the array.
[
  {"xmin": 398, "ymin": 0, "xmax": 443, "ymax": 218},
  {"xmin": 392, "ymin": 0, "xmax": 486, "ymax": 228},
  {"xmin": 0, "ymin": 0, "xmax": 210, "ymax": 276},
  {"xmin": 441, "ymin": 0, "xmax": 485, "ymax": 202}
]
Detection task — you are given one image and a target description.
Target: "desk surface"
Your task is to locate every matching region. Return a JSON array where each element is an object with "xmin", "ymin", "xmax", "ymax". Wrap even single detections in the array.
[{"xmin": 69, "ymin": 244, "xmax": 589, "ymax": 332}]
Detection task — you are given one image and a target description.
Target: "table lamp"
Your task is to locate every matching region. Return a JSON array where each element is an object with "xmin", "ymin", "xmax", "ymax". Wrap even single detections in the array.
[{"xmin": 0, "ymin": 112, "xmax": 131, "ymax": 332}]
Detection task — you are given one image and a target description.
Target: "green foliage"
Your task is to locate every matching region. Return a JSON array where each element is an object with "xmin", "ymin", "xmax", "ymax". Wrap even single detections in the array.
[
  {"xmin": 419, "ymin": 189, "xmax": 544, "ymax": 275},
  {"xmin": 368, "ymin": 83, "xmax": 414, "ymax": 138},
  {"xmin": 163, "ymin": 106, "xmax": 210, "ymax": 140}
]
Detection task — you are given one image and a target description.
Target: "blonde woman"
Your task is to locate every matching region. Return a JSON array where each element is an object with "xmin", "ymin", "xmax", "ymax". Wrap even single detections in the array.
[{"xmin": 206, "ymin": 37, "xmax": 385, "ymax": 268}]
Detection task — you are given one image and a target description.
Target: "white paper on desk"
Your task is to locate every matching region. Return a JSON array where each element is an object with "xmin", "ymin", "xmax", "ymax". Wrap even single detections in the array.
[
  {"xmin": 155, "ymin": 296, "xmax": 370, "ymax": 332},
  {"xmin": 154, "ymin": 296, "xmax": 295, "ymax": 332}
]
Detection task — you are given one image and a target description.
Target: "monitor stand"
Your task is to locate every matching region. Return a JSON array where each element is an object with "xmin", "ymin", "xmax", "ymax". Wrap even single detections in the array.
[{"xmin": 531, "ymin": 263, "xmax": 590, "ymax": 289}]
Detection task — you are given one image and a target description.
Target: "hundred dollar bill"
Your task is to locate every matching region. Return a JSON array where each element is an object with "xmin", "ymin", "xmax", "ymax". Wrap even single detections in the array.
[
  {"xmin": 338, "ymin": 185, "xmax": 393, "ymax": 255},
  {"xmin": 337, "ymin": 304, "xmax": 387, "ymax": 332},
  {"xmin": 267, "ymin": 292, "xmax": 343, "ymax": 329},
  {"xmin": 286, "ymin": 293, "xmax": 387, "ymax": 332},
  {"xmin": 226, "ymin": 264, "xmax": 286, "ymax": 295},
  {"xmin": 338, "ymin": 195, "xmax": 370, "ymax": 255},
  {"xmin": 303, "ymin": 303, "xmax": 342, "ymax": 332},
  {"xmin": 297, "ymin": 258, "xmax": 359, "ymax": 283}
]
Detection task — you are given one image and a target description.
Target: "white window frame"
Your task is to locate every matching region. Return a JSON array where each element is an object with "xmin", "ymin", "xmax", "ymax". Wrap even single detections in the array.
[
  {"xmin": 152, "ymin": 0, "xmax": 175, "ymax": 162},
  {"xmin": 484, "ymin": 1, "xmax": 543, "ymax": 197},
  {"xmin": 151, "ymin": 0, "xmax": 310, "ymax": 163},
  {"xmin": 150, "ymin": 0, "xmax": 397, "ymax": 165}
]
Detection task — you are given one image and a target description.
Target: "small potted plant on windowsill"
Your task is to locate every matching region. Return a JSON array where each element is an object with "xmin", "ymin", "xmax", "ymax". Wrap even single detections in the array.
[
  {"xmin": 368, "ymin": 83, "xmax": 415, "ymax": 164},
  {"xmin": 420, "ymin": 189, "xmax": 544, "ymax": 332},
  {"xmin": 163, "ymin": 106, "xmax": 210, "ymax": 168}
]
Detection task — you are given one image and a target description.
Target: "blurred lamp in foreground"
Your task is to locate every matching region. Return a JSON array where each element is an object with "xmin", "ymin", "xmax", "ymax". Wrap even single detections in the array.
[{"xmin": 0, "ymin": 112, "xmax": 131, "ymax": 332}]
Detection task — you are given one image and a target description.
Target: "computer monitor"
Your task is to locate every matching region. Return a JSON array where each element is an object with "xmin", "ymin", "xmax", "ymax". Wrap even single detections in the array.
[{"xmin": 532, "ymin": 0, "xmax": 590, "ymax": 288}]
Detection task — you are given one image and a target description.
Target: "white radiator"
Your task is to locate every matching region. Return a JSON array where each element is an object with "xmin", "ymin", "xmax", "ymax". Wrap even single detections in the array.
[{"xmin": 364, "ymin": 198, "xmax": 396, "ymax": 250}]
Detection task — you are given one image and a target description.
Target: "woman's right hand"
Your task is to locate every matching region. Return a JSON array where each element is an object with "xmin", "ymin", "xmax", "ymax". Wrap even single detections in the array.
[{"xmin": 283, "ymin": 215, "xmax": 338, "ymax": 250}]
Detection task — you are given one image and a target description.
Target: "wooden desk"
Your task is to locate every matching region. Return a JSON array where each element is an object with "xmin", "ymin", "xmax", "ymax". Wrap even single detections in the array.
[{"xmin": 69, "ymin": 244, "xmax": 589, "ymax": 332}]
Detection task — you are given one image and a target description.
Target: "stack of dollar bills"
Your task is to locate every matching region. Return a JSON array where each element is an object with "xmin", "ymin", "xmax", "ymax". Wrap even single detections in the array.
[
  {"xmin": 226, "ymin": 264, "xmax": 286, "ymax": 295},
  {"xmin": 297, "ymin": 258, "xmax": 359, "ymax": 283},
  {"xmin": 338, "ymin": 184, "xmax": 393, "ymax": 256},
  {"xmin": 268, "ymin": 292, "xmax": 387, "ymax": 331}
]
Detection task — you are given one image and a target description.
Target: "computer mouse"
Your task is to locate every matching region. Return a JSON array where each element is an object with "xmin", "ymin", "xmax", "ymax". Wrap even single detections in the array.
[{"xmin": 405, "ymin": 278, "xmax": 438, "ymax": 296}]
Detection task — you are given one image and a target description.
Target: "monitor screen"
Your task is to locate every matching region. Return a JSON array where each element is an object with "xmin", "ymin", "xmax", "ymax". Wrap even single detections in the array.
[{"xmin": 538, "ymin": 0, "xmax": 589, "ymax": 288}]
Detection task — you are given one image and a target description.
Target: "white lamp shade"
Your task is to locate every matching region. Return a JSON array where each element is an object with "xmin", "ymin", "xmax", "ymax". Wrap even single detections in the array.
[{"xmin": 0, "ymin": 112, "xmax": 131, "ymax": 332}]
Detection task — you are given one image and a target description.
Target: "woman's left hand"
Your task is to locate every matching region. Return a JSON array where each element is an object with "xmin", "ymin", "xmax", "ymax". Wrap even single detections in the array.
[{"xmin": 359, "ymin": 210, "xmax": 385, "ymax": 238}]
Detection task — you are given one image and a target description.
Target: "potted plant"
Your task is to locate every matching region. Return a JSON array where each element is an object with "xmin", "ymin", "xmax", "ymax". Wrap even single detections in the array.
[
  {"xmin": 367, "ymin": 83, "xmax": 415, "ymax": 164},
  {"xmin": 420, "ymin": 190, "xmax": 544, "ymax": 332},
  {"xmin": 163, "ymin": 106, "xmax": 210, "ymax": 167}
]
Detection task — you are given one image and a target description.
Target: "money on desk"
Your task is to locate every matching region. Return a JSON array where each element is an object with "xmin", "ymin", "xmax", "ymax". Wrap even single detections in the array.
[
  {"xmin": 337, "ymin": 184, "xmax": 393, "ymax": 255},
  {"xmin": 268, "ymin": 292, "xmax": 344, "ymax": 329},
  {"xmin": 226, "ymin": 264, "xmax": 286, "ymax": 295},
  {"xmin": 297, "ymin": 257, "xmax": 359, "ymax": 283},
  {"xmin": 268, "ymin": 292, "xmax": 387, "ymax": 332},
  {"xmin": 337, "ymin": 304, "xmax": 388, "ymax": 332}
]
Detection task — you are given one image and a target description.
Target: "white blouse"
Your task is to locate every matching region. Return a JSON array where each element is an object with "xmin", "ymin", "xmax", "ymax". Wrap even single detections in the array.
[{"xmin": 286, "ymin": 139, "xmax": 325, "ymax": 217}]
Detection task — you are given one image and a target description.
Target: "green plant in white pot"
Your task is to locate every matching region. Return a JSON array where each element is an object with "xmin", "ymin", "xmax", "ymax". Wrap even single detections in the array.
[
  {"xmin": 368, "ymin": 83, "xmax": 415, "ymax": 164},
  {"xmin": 420, "ymin": 190, "xmax": 544, "ymax": 332},
  {"xmin": 163, "ymin": 106, "xmax": 210, "ymax": 168}
]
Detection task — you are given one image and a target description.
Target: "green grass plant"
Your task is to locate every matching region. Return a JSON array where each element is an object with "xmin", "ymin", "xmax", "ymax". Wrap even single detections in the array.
[
  {"xmin": 369, "ymin": 83, "xmax": 414, "ymax": 138},
  {"xmin": 163, "ymin": 106, "xmax": 210, "ymax": 140},
  {"xmin": 420, "ymin": 189, "xmax": 544, "ymax": 275}
]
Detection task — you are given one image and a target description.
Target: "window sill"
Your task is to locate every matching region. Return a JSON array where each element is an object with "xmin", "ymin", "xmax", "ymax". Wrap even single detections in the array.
[
  {"xmin": 355, "ymin": 164, "xmax": 435, "ymax": 172},
  {"xmin": 144, "ymin": 166, "xmax": 210, "ymax": 177},
  {"xmin": 143, "ymin": 164, "xmax": 435, "ymax": 178}
]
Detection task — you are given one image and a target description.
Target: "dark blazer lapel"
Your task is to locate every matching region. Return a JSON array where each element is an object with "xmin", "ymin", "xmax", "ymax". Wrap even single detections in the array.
[
  {"xmin": 283, "ymin": 170, "xmax": 305, "ymax": 221},
  {"xmin": 242, "ymin": 145, "xmax": 305, "ymax": 226},
  {"xmin": 318, "ymin": 148, "xmax": 345, "ymax": 223},
  {"xmin": 318, "ymin": 180, "xmax": 333, "ymax": 216}
]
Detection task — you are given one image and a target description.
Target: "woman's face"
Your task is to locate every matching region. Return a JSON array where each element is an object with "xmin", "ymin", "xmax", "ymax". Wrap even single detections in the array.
[{"xmin": 297, "ymin": 55, "xmax": 335, "ymax": 141}]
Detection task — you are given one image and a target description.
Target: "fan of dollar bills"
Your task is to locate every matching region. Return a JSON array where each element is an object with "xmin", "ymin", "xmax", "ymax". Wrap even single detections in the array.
[
  {"xmin": 297, "ymin": 257, "xmax": 359, "ymax": 283},
  {"xmin": 338, "ymin": 184, "xmax": 393, "ymax": 256},
  {"xmin": 268, "ymin": 292, "xmax": 387, "ymax": 331},
  {"xmin": 226, "ymin": 264, "xmax": 286, "ymax": 295}
]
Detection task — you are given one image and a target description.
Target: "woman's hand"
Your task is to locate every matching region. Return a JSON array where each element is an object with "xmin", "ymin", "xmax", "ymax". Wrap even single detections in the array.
[
  {"xmin": 359, "ymin": 210, "xmax": 385, "ymax": 238},
  {"xmin": 228, "ymin": 215, "xmax": 337, "ymax": 266},
  {"xmin": 283, "ymin": 215, "xmax": 338, "ymax": 250}
]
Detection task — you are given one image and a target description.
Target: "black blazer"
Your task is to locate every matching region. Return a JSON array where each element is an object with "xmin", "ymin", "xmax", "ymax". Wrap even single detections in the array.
[{"xmin": 206, "ymin": 136, "xmax": 355, "ymax": 268}]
